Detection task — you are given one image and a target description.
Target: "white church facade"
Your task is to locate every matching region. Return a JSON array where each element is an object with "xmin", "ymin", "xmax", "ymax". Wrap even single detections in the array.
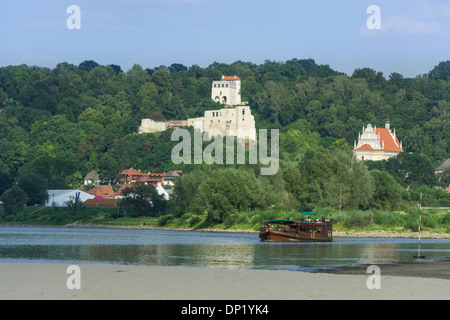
[
  {"xmin": 138, "ymin": 76, "xmax": 256, "ymax": 142},
  {"xmin": 353, "ymin": 121, "xmax": 404, "ymax": 161}
]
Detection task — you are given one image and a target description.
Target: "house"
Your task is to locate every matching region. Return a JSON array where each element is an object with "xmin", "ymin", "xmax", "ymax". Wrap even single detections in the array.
[
  {"xmin": 85, "ymin": 185, "xmax": 115, "ymax": 199},
  {"xmin": 446, "ymin": 186, "xmax": 450, "ymax": 194},
  {"xmin": 115, "ymin": 184, "xmax": 134, "ymax": 199},
  {"xmin": 141, "ymin": 173, "xmax": 165, "ymax": 185},
  {"xmin": 162, "ymin": 170, "xmax": 181, "ymax": 187},
  {"xmin": 46, "ymin": 190, "xmax": 95, "ymax": 207},
  {"xmin": 353, "ymin": 121, "xmax": 404, "ymax": 161},
  {"xmin": 120, "ymin": 168, "xmax": 144, "ymax": 183},
  {"xmin": 119, "ymin": 168, "xmax": 165, "ymax": 185},
  {"xmin": 155, "ymin": 183, "xmax": 170, "ymax": 201},
  {"xmin": 84, "ymin": 170, "xmax": 101, "ymax": 186},
  {"xmin": 435, "ymin": 159, "xmax": 450, "ymax": 176},
  {"xmin": 115, "ymin": 182, "xmax": 170, "ymax": 201}
]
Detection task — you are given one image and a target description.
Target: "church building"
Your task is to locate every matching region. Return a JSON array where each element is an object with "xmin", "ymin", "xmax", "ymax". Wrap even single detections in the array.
[{"xmin": 353, "ymin": 121, "xmax": 403, "ymax": 161}]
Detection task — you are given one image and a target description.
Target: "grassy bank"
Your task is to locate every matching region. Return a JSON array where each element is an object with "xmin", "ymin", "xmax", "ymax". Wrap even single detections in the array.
[
  {"xmin": 1, "ymin": 206, "xmax": 449, "ymax": 238},
  {"xmin": 0, "ymin": 206, "xmax": 159, "ymax": 228},
  {"xmin": 158, "ymin": 207, "xmax": 450, "ymax": 236}
]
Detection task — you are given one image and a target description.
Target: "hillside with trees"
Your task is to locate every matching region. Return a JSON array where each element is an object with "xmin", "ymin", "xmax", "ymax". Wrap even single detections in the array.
[{"xmin": 0, "ymin": 59, "xmax": 449, "ymax": 228}]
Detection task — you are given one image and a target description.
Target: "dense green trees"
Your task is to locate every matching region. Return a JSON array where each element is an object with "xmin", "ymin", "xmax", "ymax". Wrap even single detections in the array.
[
  {"xmin": 17, "ymin": 173, "xmax": 49, "ymax": 206},
  {"xmin": 0, "ymin": 186, "xmax": 27, "ymax": 215},
  {"xmin": 119, "ymin": 183, "xmax": 166, "ymax": 217},
  {"xmin": 0, "ymin": 59, "xmax": 449, "ymax": 220}
]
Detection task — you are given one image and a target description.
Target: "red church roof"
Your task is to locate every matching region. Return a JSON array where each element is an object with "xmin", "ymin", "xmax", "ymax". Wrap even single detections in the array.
[
  {"xmin": 376, "ymin": 128, "xmax": 403, "ymax": 152},
  {"xmin": 353, "ymin": 127, "xmax": 403, "ymax": 153}
]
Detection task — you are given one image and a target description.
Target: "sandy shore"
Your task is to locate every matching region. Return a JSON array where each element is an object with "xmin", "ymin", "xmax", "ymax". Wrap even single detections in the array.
[{"xmin": 0, "ymin": 261, "xmax": 449, "ymax": 300}]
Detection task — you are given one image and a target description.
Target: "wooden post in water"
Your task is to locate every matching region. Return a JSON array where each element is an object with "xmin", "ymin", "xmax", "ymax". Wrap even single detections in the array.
[{"xmin": 414, "ymin": 192, "xmax": 425, "ymax": 259}]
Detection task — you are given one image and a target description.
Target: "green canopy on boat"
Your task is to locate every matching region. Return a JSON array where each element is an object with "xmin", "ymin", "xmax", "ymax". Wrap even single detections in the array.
[
  {"xmin": 301, "ymin": 212, "xmax": 317, "ymax": 215},
  {"xmin": 260, "ymin": 219, "xmax": 299, "ymax": 224}
]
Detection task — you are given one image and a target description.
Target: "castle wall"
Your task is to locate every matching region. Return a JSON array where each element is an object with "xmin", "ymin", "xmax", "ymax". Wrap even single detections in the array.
[
  {"xmin": 139, "ymin": 76, "xmax": 256, "ymax": 141},
  {"xmin": 138, "ymin": 119, "xmax": 169, "ymax": 134}
]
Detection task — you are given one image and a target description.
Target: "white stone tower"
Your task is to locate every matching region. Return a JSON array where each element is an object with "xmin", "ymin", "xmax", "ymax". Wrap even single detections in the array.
[{"xmin": 211, "ymin": 75, "xmax": 241, "ymax": 106}]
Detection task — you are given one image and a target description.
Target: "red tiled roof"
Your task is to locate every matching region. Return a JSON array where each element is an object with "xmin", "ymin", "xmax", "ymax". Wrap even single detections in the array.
[
  {"xmin": 353, "ymin": 144, "xmax": 374, "ymax": 151},
  {"xmin": 116, "ymin": 184, "xmax": 134, "ymax": 196},
  {"xmin": 223, "ymin": 76, "xmax": 241, "ymax": 81},
  {"xmin": 121, "ymin": 168, "xmax": 142, "ymax": 176},
  {"xmin": 353, "ymin": 128, "xmax": 403, "ymax": 153},
  {"xmin": 446, "ymin": 186, "xmax": 450, "ymax": 194},
  {"xmin": 376, "ymin": 128, "xmax": 403, "ymax": 152},
  {"xmin": 86, "ymin": 185, "xmax": 115, "ymax": 199}
]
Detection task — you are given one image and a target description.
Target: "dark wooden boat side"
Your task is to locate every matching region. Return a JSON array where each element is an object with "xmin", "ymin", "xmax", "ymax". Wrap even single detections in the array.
[{"xmin": 259, "ymin": 219, "xmax": 333, "ymax": 242}]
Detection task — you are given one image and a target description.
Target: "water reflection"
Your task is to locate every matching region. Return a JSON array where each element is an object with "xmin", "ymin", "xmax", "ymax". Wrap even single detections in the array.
[{"xmin": 0, "ymin": 227, "xmax": 449, "ymax": 272}]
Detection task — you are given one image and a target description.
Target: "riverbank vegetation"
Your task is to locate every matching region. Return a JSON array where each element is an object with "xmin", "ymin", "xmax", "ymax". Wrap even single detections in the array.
[{"xmin": 1, "ymin": 205, "xmax": 449, "ymax": 237}]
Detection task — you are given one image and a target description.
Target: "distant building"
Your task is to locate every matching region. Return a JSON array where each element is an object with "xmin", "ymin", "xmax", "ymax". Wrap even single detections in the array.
[
  {"xmin": 119, "ymin": 168, "xmax": 165, "ymax": 185},
  {"xmin": 138, "ymin": 75, "xmax": 256, "ymax": 142},
  {"xmin": 353, "ymin": 121, "xmax": 403, "ymax": 161},
  {"xmin": 435, "ymin": 159, "xmax": 450, "ymax": 176},
  {"xmin": 84, "ymin": 170, "xmax": 101, "ymax": 186},
  {"xmin": 46, "ymin": 190, "xmax": 95, "ymax": 207},
  {"xmin": 85, "ymin": 185, "xmax": 115, "ymax": 199},
  {"xmin": 115, "ymin": 182, "xmax": 170, "ymax": 201},
  {"xmin": 163, "ymin": 170, "xmax": 182, "ymax": 187},
  {"xmin": 187, "ymin": 105, "xmax": 256, "ymax": 141},
  {"xmin": 211, "ymin": 75, "xmax": 242, "ymax": 105}
]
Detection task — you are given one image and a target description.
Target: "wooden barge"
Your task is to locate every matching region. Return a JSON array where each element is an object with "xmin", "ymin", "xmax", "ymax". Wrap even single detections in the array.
[{"xmin": 259, "ymin": 217, "xmax": 333, "ymax": 242}]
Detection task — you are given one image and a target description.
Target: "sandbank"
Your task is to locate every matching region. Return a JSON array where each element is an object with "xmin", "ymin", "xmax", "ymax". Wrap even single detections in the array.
[{"xmin": 0, "ymin": 261, "xmax": 449, "ymax": 300}]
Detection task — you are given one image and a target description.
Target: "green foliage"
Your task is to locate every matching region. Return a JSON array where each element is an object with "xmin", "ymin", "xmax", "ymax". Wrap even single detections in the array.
[
  {"xmin": 197, "ymin": 168, "xmax": 265, "ymax": 222},
  {"xmin": 17, "ymin": 173, "xmax": 49, "ymax": 205},
  {"xmin": 119, "ymin": 183, "xmax": 167, "ymax": 217},
  {"xmin": 0, "ymin": 59, "xmax": 449, "ymax": 231},
  {"xmin": 369, "ymin": 170, "xmax": 403, "ymax": 210},
  {"xmin": 0, "ymin": 186, "xmax": 27, "ymax": 215}
]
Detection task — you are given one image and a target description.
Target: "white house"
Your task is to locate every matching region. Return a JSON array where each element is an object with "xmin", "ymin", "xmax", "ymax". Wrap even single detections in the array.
[
  {"xmin": 84, "ymin": 170, "xmax": 101, "ymax": 186},
  {"xmin": 353, "ymin": 121, "xmax": 404, "ymax": 161},
  {"xmin": 46, "ymin": 190, "xmax": 95, "ymax": 207}
]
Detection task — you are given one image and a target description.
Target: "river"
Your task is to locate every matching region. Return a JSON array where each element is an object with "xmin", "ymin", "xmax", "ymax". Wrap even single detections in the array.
[{"xmin": 0, "ymin": 226, "xmax": 449, "ymax": 272}]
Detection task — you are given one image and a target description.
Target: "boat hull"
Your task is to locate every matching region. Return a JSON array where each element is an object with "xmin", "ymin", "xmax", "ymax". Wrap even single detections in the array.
[{"xmin": 259, "ymin": 230, "xmax": 332, "ymax": 242}]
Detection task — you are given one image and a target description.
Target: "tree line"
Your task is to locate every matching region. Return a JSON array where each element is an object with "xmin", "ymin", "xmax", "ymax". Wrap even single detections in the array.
[{"xmin": 0, "ymin": 59, "xmax": 449, "ymax": 218}]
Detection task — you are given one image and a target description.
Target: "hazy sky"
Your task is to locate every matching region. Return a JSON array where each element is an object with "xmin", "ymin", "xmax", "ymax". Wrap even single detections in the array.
[{"xmin": 1, "ymin": 0, "xmax": 449, "ymax": 77}]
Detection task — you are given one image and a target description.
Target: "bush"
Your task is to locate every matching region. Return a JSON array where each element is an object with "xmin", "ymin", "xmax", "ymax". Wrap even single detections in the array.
[
  {"xmin": 189, "ymin": 215, "xmax": 203, "ymax": 227},
  {"xmin": 371, "ymin": 210, "xmax": 404, "ymax": 227},
  {"xmin": 332, "ymin": 210, "xmax": 373, "ymax": 228},
  {"xmin": 158, "ymin": 214, "xmax": 173, "ymax": 226}
]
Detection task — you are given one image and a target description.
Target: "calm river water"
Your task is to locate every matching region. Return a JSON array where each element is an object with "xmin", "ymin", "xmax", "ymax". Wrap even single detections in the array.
[{"xmin": 0, "ymin": 227, "xmax": 449, "ymax": 272}]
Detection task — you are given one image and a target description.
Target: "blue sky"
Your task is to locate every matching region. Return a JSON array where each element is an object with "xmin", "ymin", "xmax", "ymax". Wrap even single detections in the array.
[{"xmin": 1, "ymin": 0, "xmax": 449, "ymax": 77}]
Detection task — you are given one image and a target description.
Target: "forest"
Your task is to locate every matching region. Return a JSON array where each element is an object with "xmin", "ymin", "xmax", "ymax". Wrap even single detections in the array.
[{"xmin": 0, "ymin": 58, "xmax": 449, "ymax": 225}]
